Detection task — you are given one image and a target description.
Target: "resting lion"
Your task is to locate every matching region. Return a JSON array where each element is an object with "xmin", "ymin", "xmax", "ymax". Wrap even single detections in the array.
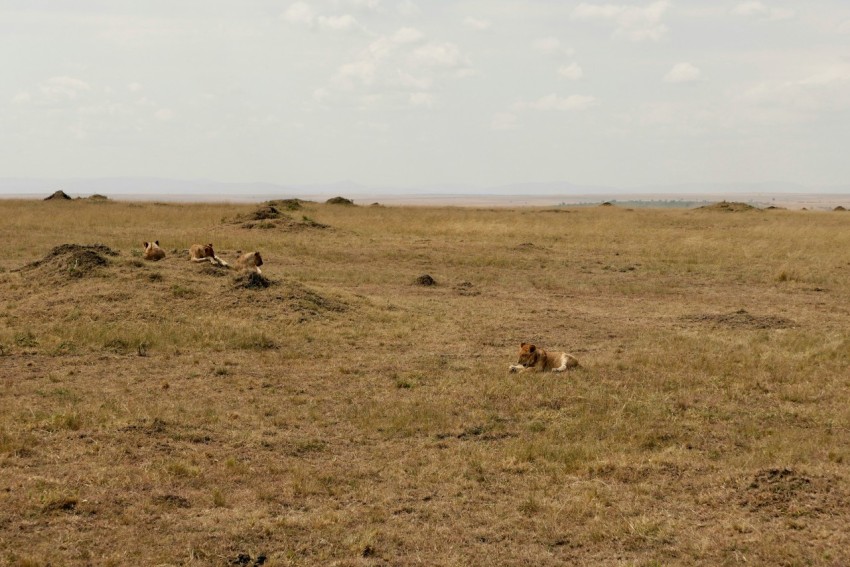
[
  {"xmin": 235, "ymin": 251, "xmax": 263, "ymax": 274},
  {"xmin": 189, "ymin": 243, "xmax": 228, "ymax": 267},
  {"xmin": 509, "ymin": 342, "xmax": 579, "ymax": 373},
  {"xmin": 142, "ymin": 240, "xmax": 165, "ymax": 261}
]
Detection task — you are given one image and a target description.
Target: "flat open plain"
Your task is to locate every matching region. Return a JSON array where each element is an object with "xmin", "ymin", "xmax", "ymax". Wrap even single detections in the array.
[{"xmin": 1, "ymin": 198, "xmax": 849, "ymax": 566}]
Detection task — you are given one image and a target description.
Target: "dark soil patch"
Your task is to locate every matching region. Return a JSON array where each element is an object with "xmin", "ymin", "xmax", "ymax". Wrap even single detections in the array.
[
  {"xmin": 266, "ymin": 199, "xmax": 307, "ymax": 211},
  {"xmin": 233, "ymin": 272, "xmax": 273, "ymax": 289},
  {"xmin": 699, "ymin": 201, "xmax": 760, "ymax": 212},
  {"xmin": 454, "ymin": 281, "xmax": 480, "ymax": 296},
  {"xmin": 326, "ymin": 196, "xmax": 354, "ymax": 205},
  {"xmin": 740, "ymin": 468, "xmax": 847, "ymax": 517},
  {"xmin": 236, "ymin": 206, "xmax": 329, "ymax": 230},
  {"xmin": 248, "ymin": 205, "xmax": 282, "ymax": 220},
  {"xmin": 682, "ymin": 309, "xmax": 794, "ymax": 329},
  {"xmin": 152, "ymin": 494, "xmax": 191, "ymax": 508},
  {"xmin": 414, "ymin": 274, "xmax": 436, "ymax": 286},
  {"xmin": 201, "ymin": 264, "xmax": 230, "ymax": 277},
  {"xmin": 17, "ymin": 243, "xmax": 118, "ymax": 279},
  {"xmin": 44, "ymin": 190, "xmax": 71, "ymax": 201}
]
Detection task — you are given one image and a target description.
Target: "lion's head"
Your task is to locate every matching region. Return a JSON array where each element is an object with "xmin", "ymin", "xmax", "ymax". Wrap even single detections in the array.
[{"xmin": 516, "ymin": 343, "xmax": 540, "ymax": 367}]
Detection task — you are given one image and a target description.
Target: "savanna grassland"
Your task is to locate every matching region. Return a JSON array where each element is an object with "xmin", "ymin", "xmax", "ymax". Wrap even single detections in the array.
[{"xmin": 1, "ymin": 198, "xmax": 849, "ymax": 566}]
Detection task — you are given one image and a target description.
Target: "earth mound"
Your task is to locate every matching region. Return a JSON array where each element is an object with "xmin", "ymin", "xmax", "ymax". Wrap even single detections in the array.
[
  {"xmin": 44, "ymin": 190, "xmax": 72, "ymax": 201},
  {"xmin": 246, "ymin": 204, "xmax": 282, "ymax": 220},
  {"xmin": 834, "ymin": 206, "xmax": 846, "ymax": 212},
  {"xmin": 18, "ymin": 243, "xmax": 119, "ymax": 279},
  {"xmin": 326, "ymin": 196, "xmax": 354, "ymax": 205},
  {"xmin": 265, "ymin": 199, "xmax": 307, "ymax": 211},
  {"xmin": 599, "ymin": 201, "xmax": 614, "ymax": 207},
  {"xmin": 414, "ymin": 274, "xmax": 436, "ymax": 286},
  {"xmin": 699, "ymin": 201, "xmax": 759, "ymax": 212},
  {"xmin": 232, "ymin": 205, "xmax": 328, "ymax": 231},
  {"xmin": 233, "ymin": 272, "xmax": 273, "ymax": 289}
]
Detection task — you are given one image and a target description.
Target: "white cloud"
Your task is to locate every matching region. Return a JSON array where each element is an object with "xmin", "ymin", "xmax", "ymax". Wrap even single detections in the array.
[
  {"xmin": 464, "ymin": 17, "xmax": 491, "ymax": 30},
  {"xmin": 410, "ymin": 42, "xmax": 466, "ymax": 68},
  {"xmin": 518, "ymin": 94, "xmax": 596, "ymax": 111},
  {"xmin": 282, "ymin": 2, "xmax": 315, "ymax": 25},
  {"xmin": 346, "ymin": 0, "xmax": 381, "ymax": 10},
  {"xmin": 559, "ymin": 63, "xmax": 583, "ymax": 80},
  {"xmin": 532, "ymin": 37, "xmax": 561, "ymax": 54},
  {"xmin": 334, "ymin": 59, "xmax": 377, "ymax": 87},
  {"xmin": 573, "ymin": 1, "xmax": 670, "ymax": 41},
  {"xmin": 731, "ymin": 2, "xmax": 795, "ymax": 20},
  {"xmin": 283, "ymin": 3, "xmax": 363, "ymax": 31},
  {"xmin": 42, "ymin": 76, "xmax": 91, "ymax": 100},
  {"xmin": 128, "ymin": 82, "xmax": 142, "ymax": 92},
  {"xmin": 317, "ymin": 14, "xmax": 359, "ymax": 31},
  {"xmin": 409, "ymin": 92, "xmax": 434, "ymax": 107},
  {"xmin": 397, "ymin": 70, "xmax": 432, "ymax": 90},
  {"xmin": 664, "ymin": 62, "xmax": 701, "ymax": 83},
  {"xmin": 392, "ymin": 27, "xmax": 424, "ymax": 44},
  {"xmin": 12, "ymin": 91, "xmax": 32, "ymax": 104},
  {"xmin": 491, "ymin": 112, "xmax": 519, "ymax": 131},
  {"xmin": 154, "ymin": 108, "xmax": 174, "ymax": 121},
  {"xmin": 396, "ymin": 1, "xmax": 420, "ymax": 17}
]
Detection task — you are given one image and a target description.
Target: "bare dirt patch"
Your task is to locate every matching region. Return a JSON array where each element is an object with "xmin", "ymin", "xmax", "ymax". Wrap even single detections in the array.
[{"xmin": 740, "ymin": 468, "xmax": 848, "ymax": 517}]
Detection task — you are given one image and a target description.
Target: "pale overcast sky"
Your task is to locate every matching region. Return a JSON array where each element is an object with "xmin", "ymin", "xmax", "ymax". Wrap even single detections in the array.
[{"xmin": 2, "ymin": 1, "xmax": 849, "ymax": 189}]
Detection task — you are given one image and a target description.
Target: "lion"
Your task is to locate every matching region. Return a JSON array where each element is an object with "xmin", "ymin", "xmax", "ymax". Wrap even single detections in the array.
[
  {"xmin": 142, "ymin": 240, "xmax": 166, "ymax": 261},
  {"xmin": 188, "ymin": 243, "xmax": 228, "ymax": 267},
  {"xmin": 508, "ymin": 343, "xmax": 579, "ymax": 373},
  {"xmin": 235, "ymin": 251, "xmax": 263, "ymax": 274}
]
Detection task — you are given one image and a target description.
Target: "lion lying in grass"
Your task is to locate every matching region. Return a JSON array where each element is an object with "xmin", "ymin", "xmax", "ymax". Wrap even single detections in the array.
[
  {"xmin": 235, "ymin": 251, "xmax": 263, "ymax": 274},
  {"xmin": 509, "ymin": 343, "xmax": 579, "ymax": 373},
  {"xmin": 189, "ymin": 243, "xmax": 228, "ymax": 267},
  {"xmin": 142, "ymin": 240, "xmax": 165, "ymax": 261}
]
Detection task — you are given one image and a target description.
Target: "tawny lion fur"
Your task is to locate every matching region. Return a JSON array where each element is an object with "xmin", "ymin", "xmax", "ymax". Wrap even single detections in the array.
[
  {"xmin": 142, "ymin": 240, "xmax": 165, "ymax": 261},
  {"xmin": 188, "ymin": 243, "xmax": 228, "ymax": 267},
  {"xmin": 235, "ymin": 251, "xmax": 263, "ymax": 274},
  {"xmin": 509, "ymin": 343, "xmax": 579, "ymax": 373}
]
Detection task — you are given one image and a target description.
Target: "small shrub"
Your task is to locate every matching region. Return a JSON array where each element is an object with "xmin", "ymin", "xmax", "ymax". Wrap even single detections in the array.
[
  {"xmin": 212, "ymin": 488, "xmax": 227, "ymax": 508},
  {"xmin": 171, "ymin": 284, "xmax": 194, "ymax": 298}
]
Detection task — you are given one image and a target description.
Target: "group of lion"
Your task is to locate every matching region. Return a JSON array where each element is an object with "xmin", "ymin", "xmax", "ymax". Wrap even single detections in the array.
[
  {"xmin": 144, "ymin": 241, "xmax": 575, "ymax": 373},
  {"xmin": 142, "ymin": 240, "xmax": 263, "ymax": 274}
]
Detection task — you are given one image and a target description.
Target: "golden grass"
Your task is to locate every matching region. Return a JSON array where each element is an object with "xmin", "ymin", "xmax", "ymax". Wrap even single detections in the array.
[{"xmin": 1, "ymin": 199, "xmax": 850, "ymax": 565}]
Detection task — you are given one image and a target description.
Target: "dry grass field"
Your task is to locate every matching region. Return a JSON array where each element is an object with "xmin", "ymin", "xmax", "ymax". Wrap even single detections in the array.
[{"xmin": 1, "ymin": 198, "xmax": 849, "ymax": 566}]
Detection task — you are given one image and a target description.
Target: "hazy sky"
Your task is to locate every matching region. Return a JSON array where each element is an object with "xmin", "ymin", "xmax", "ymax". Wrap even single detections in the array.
[{"xmin": 2, "ymin": 1, "xmax": 849, "ymax": 189}]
